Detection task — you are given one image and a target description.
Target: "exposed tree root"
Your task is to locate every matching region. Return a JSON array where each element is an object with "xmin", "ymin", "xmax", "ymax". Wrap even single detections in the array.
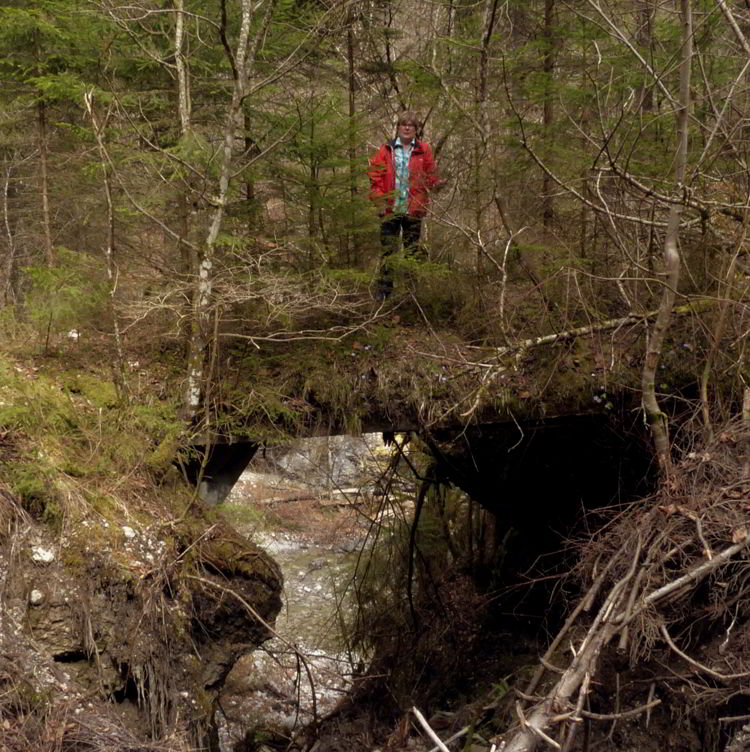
[{"xmin": 497, "ymin": 418, "xmax": 750, "ymax": 752}]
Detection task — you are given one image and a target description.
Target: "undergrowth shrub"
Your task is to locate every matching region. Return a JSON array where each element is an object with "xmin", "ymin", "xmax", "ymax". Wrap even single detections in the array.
[
  {"xmin": 344, "ymin": 452, "xmax": 490, "ymax": 712},
  {"xmin": 0, "ymin": 352, "xmax": 185, "ymax": 523},
  {"xmin": 22, "ymin": 247, "xmax": 108, "ymax": 352}
]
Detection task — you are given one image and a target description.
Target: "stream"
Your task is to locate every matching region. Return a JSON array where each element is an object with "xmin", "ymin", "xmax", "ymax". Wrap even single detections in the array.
[{"xmin": 215, "ymin": 437, "xmax": 386, "ymax": 750}]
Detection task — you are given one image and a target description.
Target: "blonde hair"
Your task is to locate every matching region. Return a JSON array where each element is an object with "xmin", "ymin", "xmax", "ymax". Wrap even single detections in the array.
[{"xmin": 397, "ymin": 110, "xmax": 421, "ymax": 129}]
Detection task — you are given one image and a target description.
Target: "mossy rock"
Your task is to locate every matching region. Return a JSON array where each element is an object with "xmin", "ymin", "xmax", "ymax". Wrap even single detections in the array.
[
  {"xmin": 183, "ymin": 521, "xmax": 283, "ymax": 647},
  {"xmin": 146, "ymin": 433, "xmax": 181, "ymax": 474}
]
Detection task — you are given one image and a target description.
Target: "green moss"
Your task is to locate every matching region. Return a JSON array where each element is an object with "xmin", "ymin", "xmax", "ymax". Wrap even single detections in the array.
[
  {"xmin": 131, "ymin": 402, "xmax": 181, "ymax": 434},
  {"xmin": 60, "ymin": 460, "xmax": 88, "ymax": 478},
  {"xmin": 0, "ymin": 352, "xmax": 196, "ymax": 537},
  {"xmin": 146, "ymin": 433, "xmax": 181, "ymax": 473},
  {"xmin": 0, "ymin": 402, "xmax": 32, "ymax": 429},
  {"xmin": 6, "ymin": 461, "xmax": 61, "ymax": 523},
  {"xmin": 61, "ymin": 371, "xmax": 119, "ymax": 408},
  {"xmin": 176, "ymin": 517, "xmax": 281, "ymax": 585}
]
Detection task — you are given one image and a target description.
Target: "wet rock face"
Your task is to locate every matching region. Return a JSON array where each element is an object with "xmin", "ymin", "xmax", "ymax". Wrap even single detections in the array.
[
  {"xmin": 0, "ymin": 504, "xmax": 283, "ymax": 747},
  {"xmin": 259, "ymin": 434, "xmax": 385, "ymax": 491}
]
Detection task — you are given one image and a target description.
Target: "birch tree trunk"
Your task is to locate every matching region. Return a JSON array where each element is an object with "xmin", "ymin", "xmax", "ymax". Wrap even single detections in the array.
[
  {"xmin": 2, "ymin": 162, "xmax": 17, "ymax": 306},
  {"xmin": 173, "ymin": 0, "xmax": 198, "ymax": 362},
  {"xmin": 182, "ymin": 0, "xmax": 261, "ymax": 419},
  {"xmin": 174, "ymin": 0, "xmax": 191, "ymax": 137}
]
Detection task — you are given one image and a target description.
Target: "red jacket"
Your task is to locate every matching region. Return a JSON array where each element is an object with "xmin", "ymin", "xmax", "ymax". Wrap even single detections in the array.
[{"xmin": 368, "ymin": 139, "xmax": 439, "ymax": 218}]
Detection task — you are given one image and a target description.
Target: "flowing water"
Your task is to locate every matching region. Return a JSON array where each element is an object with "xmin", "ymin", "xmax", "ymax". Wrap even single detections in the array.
[{"xmin": 215, "ymin": 438, "xmax": 388, "ymax": 750}]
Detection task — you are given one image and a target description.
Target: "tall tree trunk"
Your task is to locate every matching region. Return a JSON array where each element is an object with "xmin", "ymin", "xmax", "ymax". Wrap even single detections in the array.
[
  {"xmin": 541, "ymin": 0, "xmax": 556, "ymax": 228},
  {"xmin": 637, "ymin": 0, "xmax": 655, "ymax": 112},
  {"xmin": 34, "ymin": 27, "xmax": 54, "ymax": 267},
  {"xmin": 641, "ymin": 0, "xmax": 692, "ymax": 479},
  {"xmin": 578, "ymin": 22, "xmax": 590, "ymax": 260},
  {"xmin": 174, "ymin": 0, "xmax": 195, "ymax": 360},
  {"xmin": 346, "ymin": 4, "xmax": 359, "ymax": 267},
  {"xmin": 474, "ymin": 0, "xmax": 499, "ymax": 274},
  {"xmin": 383, "ymin": 2, "xmax": 404, "ymax": 109},
  {"xmin": 174, "ymin": 0, "xmax": 191, "ymax": 134},
  {"xmin": 443, "ymin": 0, "xmax": 455, "ymax": 75},
  {"xmin": 37, "ymin": 97, "xmax": 54, "ymax": 267},
  {"xmin": 84, "ymin": 93, "xmax": 128, "ymax": 402},
  {"xmin": 307, "ymin": 88, "xmax": 318, "ymax": 249},
  {"xmin": 244, "ymin": 134, "xmax": 260, "ymax": 235},
  {"xmin": 183, "ymin": 0, "xmax": 265, "ymax": 420},
  {"xmin": 2, "ymin": 162, "xmax": 16, "ymax": 306}
]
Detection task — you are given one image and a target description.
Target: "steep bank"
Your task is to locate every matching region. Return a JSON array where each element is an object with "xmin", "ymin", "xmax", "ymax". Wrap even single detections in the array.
[
  {"xmin": 308, "ymin": 421, "xmax": 750, "ymax": 752},
  {"xmin": 0, "ymin": 355, "xmax": 283, "ymax": 751}
]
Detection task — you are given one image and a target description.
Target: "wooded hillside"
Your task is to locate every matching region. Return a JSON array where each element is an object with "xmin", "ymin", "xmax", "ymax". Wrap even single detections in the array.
[
  {"xmin": 4, "ymin": 2, "xmax": 750, "ymax": 751},
  {"xmin": 2, "ymin": 0, "xmax": 748, "ymax": 444}
]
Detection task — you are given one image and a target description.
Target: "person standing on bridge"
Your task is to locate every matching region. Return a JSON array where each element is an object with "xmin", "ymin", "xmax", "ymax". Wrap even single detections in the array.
[{"xmin": 368, "ymin": 111, "xmax": 441, "ymax": 300}]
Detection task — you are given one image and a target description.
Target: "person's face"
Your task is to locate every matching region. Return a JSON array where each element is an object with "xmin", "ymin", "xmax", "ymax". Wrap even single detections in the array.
[{"xmin": 398, "ymin": 120, "xmax": 417, "ymax": 142}]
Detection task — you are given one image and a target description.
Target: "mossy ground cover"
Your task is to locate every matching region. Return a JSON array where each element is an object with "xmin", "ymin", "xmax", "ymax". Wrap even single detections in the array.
[
  {"xmin": 221, "ymin": 319, "xmax": 658, "ymax": 436},
  {"xmin": 0, "ymin": 350, "xmax": 185, "ymax": 526},
  {"xmin": 212, "ymin": 282, "xmax": 719, "ymax": 439},
  {"xmin": 0, "ymin": 339, "xmax": 286, "ymax": 751}
]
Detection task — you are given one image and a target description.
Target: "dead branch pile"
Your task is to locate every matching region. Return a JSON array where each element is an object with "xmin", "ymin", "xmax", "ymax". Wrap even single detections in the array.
[{"xmin": 499, "ymin": 419, "xmax": 750, "ymax": 752}]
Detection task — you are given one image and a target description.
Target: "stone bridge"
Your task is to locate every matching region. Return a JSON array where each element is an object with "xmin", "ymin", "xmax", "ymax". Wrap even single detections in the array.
[
  {"xmin": 186, "ymin": 311, "xmax": 704, "ymax": 512},
  {"xmin": 187, "ymin": 409, "xmax": 654, "ymax": 523}
]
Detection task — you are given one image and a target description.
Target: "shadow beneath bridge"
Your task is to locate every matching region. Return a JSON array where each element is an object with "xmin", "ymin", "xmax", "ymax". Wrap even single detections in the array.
[
  {"xmin": 423, "ymin": 413, "xmax": 656, "ymax": 564},
  {"xmin": 183, "ymin": 442, "xmax": 259, "ymax": 505}
]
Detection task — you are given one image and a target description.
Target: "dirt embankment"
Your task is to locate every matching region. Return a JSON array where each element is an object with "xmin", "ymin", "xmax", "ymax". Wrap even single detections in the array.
[{"xmin": 0, "ymin": 483, "xmax": 282, "ymax": 752}]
